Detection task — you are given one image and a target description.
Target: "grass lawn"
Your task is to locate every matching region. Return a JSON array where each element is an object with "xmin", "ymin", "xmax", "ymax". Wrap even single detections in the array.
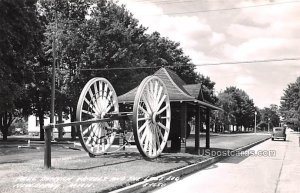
[{"xmin": 0, "ymin": 134, "xmax": 270, "ymax": 193}]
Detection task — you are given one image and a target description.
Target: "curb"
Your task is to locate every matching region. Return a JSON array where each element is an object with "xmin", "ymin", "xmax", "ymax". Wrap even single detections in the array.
[{"xmin": 110, "ymin": 137, "xmax": 270, "ymax": 193}]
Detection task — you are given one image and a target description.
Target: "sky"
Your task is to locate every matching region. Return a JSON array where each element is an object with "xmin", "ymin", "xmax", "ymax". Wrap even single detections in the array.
[{"xmin": 116, "ymin": 0, "xmax": 300, "ymax": 108}]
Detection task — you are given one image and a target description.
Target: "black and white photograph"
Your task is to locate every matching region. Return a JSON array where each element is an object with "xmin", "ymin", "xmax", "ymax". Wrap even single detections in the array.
[{"xmin": 0, "ymin": 0, "xmax": 299, "ymax": 192}]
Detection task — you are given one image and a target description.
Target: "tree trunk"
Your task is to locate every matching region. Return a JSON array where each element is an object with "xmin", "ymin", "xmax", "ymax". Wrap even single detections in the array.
[
  {"xmin": 57, "ymin": 99, "xmax": 63, "ymax": 140},
  {"xmin": 2, "ymin": 128, "xmax": 8, "ymax": 141},
  {"xmin": 38, "ymin": 112, "xmax": 45, "ymax": 141},
  {"xmin": 70, "ymin": 106, "xmax": 76, "ymax": 140},
  {"xmin": 36, "ymin": 89, "xmax": 45, "ymax": 141},
  {"xmin": 0, "ymin": 112, "xmax": 14, "ymax": 141}
]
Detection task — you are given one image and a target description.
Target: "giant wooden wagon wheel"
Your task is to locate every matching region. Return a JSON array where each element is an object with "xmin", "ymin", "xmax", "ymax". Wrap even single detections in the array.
[
  {"xmin": 133, "ymin": 76, "xmax": 171, "ymax": 158},
  {"xmin": 76, "ymin": 76, "xmax": 171, "ymax": 159},
  {"xmin": 76, "ymin": 78, "xmax": 119, "ymax": 156}
]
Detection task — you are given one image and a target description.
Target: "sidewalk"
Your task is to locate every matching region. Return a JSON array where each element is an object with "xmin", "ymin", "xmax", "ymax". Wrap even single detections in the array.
[
  {"xmin": 276, "ymin": 132, "xmax": 300, "ymax": 193},
  {"xmin": 0, "ymin": 134, "xmax": 270, "ymax": 193},
  {"xmin": 153, "ymin": 132, "xmax": 300, "ymax": 193}
]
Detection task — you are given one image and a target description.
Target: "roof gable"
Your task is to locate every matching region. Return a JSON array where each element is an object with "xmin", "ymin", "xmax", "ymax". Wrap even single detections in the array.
[
  {"xmin": 118, "ymin": 67, "xmax": 195, "ymax": 103},
  {"xmin": 183, "ymin": 84, "xmax": 204, "ymax": 100},
  {"xmin": 154, "ymin": 68, "xmax": 191, "ymax": 96},
  {"xmin": 117, "ymin": 67, "xmax": 222, "ymax": 111}
]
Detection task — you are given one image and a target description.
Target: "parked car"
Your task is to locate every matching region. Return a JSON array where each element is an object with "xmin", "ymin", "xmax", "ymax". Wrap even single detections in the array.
[{"xmin": 272, "ymin": 127, "xmax": 286, "ymax": 141}]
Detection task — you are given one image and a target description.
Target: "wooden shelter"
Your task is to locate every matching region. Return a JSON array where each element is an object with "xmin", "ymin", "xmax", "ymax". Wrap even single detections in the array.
[{"xmin": 118, "ymin": 68, "xmax": 222, "ymax": 153}]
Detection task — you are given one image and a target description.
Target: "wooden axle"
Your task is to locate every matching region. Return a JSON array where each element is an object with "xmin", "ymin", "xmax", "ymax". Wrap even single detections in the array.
[{"xmin": 43, "ymin": 112, "xmax": 132, "ymax": 130}]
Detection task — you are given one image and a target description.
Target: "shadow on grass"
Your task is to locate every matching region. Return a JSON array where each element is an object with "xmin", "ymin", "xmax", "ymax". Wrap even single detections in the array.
[
  {"xmin": 0, "ymin": 160, "xmax": 27, "ymax": 164},
  {"xmin": 104, "ymin": 151, "xmax": 203, "ymax": 165},
  {"xmin": 53, "ymin": 150, "xmax": 207, "ymax": 170},
  {"xmin": 151, "ymin": 154, "xmax": 202, "ymax": 165},
  {"xmin": 54, "ymin": 158, "xmax": 140, "ymax": 171},
  {"xmin": 54, "ymin": 152, "xmax": 143, "ymax": 170}
]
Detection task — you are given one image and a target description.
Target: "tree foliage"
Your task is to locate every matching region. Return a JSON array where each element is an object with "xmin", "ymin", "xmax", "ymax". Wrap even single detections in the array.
[
  {"xmin": 259, "ymin": 104, "xmax": 280, "ymax": 130},
  {"xmin": 280, "ymin": 77, "xmax": 300, "ymax": 130},
  {"xmin": 0, "ymin": 0, "xmax": 42, "ymax": 140},
  {"xmin": 39, "ymin": 0, "xmax": 217, "ymax": 116},
  {"xmin": 215, "ymin": 87, "xmax": 256, "ymax": 131},
  {"xmin": 0, "ymin": 0, "xmax": 218, "ymax": 140},
  {"xmin": 195, "ymin": 74, "xmax": 217, "ymax": 104}
]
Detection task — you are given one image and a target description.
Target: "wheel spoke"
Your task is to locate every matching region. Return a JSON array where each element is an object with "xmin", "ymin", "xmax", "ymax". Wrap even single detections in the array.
[
  {"xmin": 93, "ymin": 83, "xmax": 101, "ymax": 112},
  {"xmin": 86, "ymin": 124, "xmax": 96, "ymax": 145},
  {"xmin": 151, "ymin": 125, "xmax": 157, "ymax": 156},
  {"xmin": 158, "ymin": 122, "xmax": 169, "ymax": 132},
  {"xmin": 155, "ymin": 125, "xmax": 161, "ymax": 151},
  {"xmin": 148, "ymin": 125, "xmax": 153, "ymax": 155},
  {"xmin": 99, "ymin": 81, "xmax": 103, "ymax": 98},
  {"xmin": 157, "ymin": 104, "xmax": 169, "ymax": 115},
  {"xmin": 96, "ymin": 126, "xmax": 102, "ymax": 152},
  {"xmin": 138, "ymin": 117, "xmax": 150, "ymax": 121},
  {"xmin": 88, "ymin": 89, "xmax": 100, "ymax": 114},
  {"xmin": 157, "ymin": 94, "xmax": 167, "ymax": 112},
  {"xmin": 103, "ymin": 83, "xmax": 108, "ymax": 99},
  {"xmin": 105, "ymin": 100, "xmax": 116, "ymax": 114},
  {"xmin": 107, "ymin": 90, "xmax": 113, "ymax": 101},
  {"xmin": 139, "ymin": 105, "xmax": 150, "ymax": 116},
  {"xmin": 149, "ymin": 81, "xmax": 154, "ymax": 96},
  {"xmin": 140, "ymin": 125, "xmax": 149, "ymax": 144},
  {"xmin": 138, "ymin": 120, "xmax": 149, "ymax": 134},
  {"xmin": 145, "ymin": 85, "xmax": 155, "ymax": 110},
  {"xmin": 82, "ymin": 124, "xmax": 94, "ymax": 136},
  {"xmin": 153, "ymin": 81, "xmax": 158, "ymax": 102},
  {"xmin": 82, "ymin": 110, "xmax": 96, "ymax": 117},
  {"xmin": 84, "ymin": 98, "xmax": 100, "ymax": 115},
  {"xmin": 143, "ymin": 126, "xmax": 151, "ymax": 152},
  {"xmin": 155, "ymin": 85, "xmax": 163, "ymax": 105},
  {"xmin": 157, "ymin": 125, "xmax": 164, "ymax": 139},
  {"xmin": 142, "ymin": 94, "xmax": 153, "ymax": 113},
  {"xmin": 92, "ymin": 125, "xmax": 99, "ymax": 147}
]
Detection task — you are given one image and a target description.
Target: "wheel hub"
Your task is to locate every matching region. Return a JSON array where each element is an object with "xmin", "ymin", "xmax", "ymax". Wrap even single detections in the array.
[
  {"xmin": 151, "ymin": 112, "xmax": 160, "ymax": 124},
  {"xmin": 98, "ymin": 112, "xmax": 105, "ymax": 119}
]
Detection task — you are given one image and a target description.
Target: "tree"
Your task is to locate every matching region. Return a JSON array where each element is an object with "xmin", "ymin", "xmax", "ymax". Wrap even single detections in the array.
[
  {"xmin": 38, "ymin": 0, "xmax": 214, "ymax": 136},
  {"xmin": 0, "ymin": 0, "xmax": 42, "ymax": 140},
  {"xmin": 280, "ymin": 77, "xmax": 300, "ymax": 130},
  {"xmin": 259, "ymin": 105, "xmax": 280, "ymax": 131},
  {"xmin": 195, "ymin": 74, "xmax": 217, "ymax": 104},
  {"xmin": 215, "ymin": 87, "xmax": 256, "ymax": 132},
  {"xmin": 39, "ymin": 0, "xmax": 92, "ymax": 139},
  {"xmin": 214, "ymin": 92, "xmax": 236, "ymax": 132}
]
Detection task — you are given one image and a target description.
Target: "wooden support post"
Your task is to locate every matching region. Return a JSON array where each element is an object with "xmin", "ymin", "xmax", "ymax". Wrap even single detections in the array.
[
  {"xmin": 205, "ymin": 108, "xmax": 210, "ymax": 149},
  {"xmin": 44, "ymin": 127, "xmax": 51, "ymax": 168},
  {"xmin": 119, "ymin": 118, "xmax": 126, "ymax": 150},
  {"xmin": 180, "ymin": 103, "xmax": 187, "ymax": 153},
  {"xmin": 195, "ymin": 107, "xmax": 200, "ymax": 153}
]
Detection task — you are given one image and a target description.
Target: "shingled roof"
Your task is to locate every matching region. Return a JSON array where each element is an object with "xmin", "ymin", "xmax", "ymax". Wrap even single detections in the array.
[
  {"xmin": 183, "ymin": 84, "xmax": 203, "ymax": 100},
  {"xmin": 118, "ymin": 68, "xmax": 222, "ymax": 110}
]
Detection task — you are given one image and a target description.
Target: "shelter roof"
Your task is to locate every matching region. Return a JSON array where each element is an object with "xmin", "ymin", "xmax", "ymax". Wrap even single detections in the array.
[{"xmin": 118, "ymin": 68, "xmax": 222, "ymax": 110}]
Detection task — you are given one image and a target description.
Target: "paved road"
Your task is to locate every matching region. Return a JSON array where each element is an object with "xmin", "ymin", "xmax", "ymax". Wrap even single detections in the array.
[
  {"xmin": 154, "ymin": 132, "xmax": 300, "ymax": 193},
  {"xmin": 187, "ymin": 133, "xmax": 271, "ymax": 150}
]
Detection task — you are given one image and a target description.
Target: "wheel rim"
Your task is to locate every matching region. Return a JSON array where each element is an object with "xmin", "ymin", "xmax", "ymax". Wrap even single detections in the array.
[
  {"xmin": 76, "ymin": 78, "xmax": 119, "ymax": 156},
  {"xmin": 133, "ymin": 76, "xmax": 171, "ymax": 158}
]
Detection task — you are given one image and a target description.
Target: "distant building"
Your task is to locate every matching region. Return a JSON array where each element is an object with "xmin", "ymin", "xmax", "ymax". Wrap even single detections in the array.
[{"xmin": 27, "ymin": 115, "xmax": 71, "ymax": 134}]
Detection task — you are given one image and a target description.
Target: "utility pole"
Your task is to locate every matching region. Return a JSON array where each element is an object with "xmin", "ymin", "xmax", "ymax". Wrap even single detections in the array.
[
  {"xmin": 254, "ymin": 111, "xmax": 257, "ymax": 134},
  {"xmin": 268, "ymin": 118, "xmax": 270, "ymax": 133},
  {"xmin": 45, "ymin": 1, "xmax": 58, "ymax": 169}
]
